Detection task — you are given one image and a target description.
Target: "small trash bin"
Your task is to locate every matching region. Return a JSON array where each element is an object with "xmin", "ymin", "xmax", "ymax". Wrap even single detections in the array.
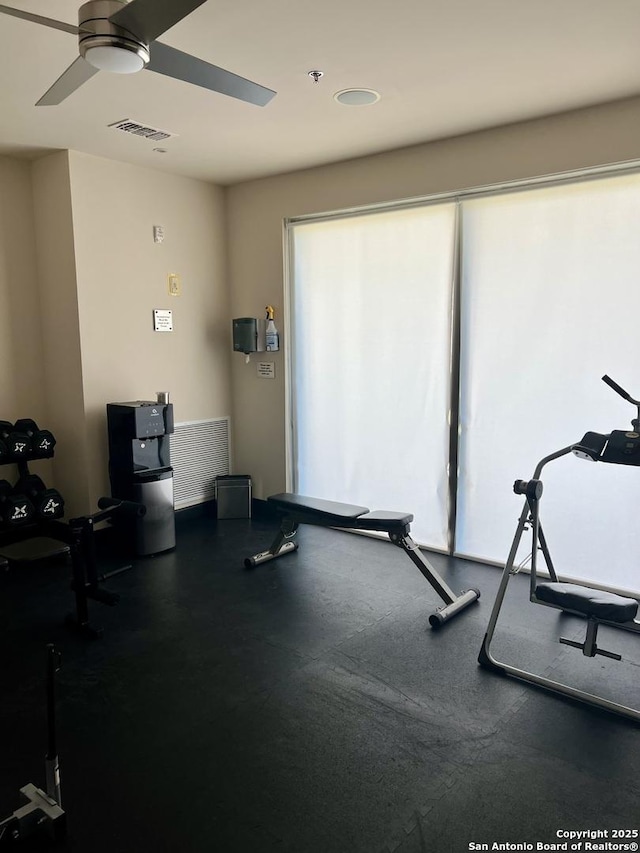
[{"xmin": 215, "ymin": 475, "xmax": 252, "ymax": 519}]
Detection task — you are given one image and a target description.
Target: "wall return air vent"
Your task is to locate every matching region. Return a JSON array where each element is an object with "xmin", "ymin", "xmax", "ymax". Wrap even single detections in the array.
[
  {"xmin": 171, "ymin": 418, "xmax": 231, "ymax": 509},
  {"xmin": 108, "ymin": 119, "xmax": 178, "ymax": 142}
]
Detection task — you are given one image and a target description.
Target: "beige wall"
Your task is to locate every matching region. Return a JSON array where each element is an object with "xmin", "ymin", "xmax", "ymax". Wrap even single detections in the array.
[
  {"xmin": 67, "ymin": 152, "xmax": 230, "ymax": 510},
  {"xmin": 0, "ymin": 157, "xmax": 47, "ymax": 417},
  {"xmin": 31, "ymin": 152, "xmax": 89, "ymax": 516},
  {"xmin": 2, "ymin": 151, "xmax": 229, "ymax": 517},
  {"xmin": 0, "ymin": 155, "xmax": 51, "ymax": 487},
  {"xmin": 226, "ymin": 96, "xmax": 640, "ymax": 498}
]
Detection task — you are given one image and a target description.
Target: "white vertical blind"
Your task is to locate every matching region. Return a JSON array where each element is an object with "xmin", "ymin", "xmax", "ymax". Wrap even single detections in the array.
[
  {"xmin": 290, "ymin": 205, "xmax": 456, "ymax": 549},
  {"xmin": 457, "ymin": 174, "xmax": 640, "ymax": 591}
]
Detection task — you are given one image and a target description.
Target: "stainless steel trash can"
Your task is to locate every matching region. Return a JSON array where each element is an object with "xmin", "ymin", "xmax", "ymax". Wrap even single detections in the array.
[{"xmin": 215, "ymin": 475, "xmax": 252, "ymax": 519}]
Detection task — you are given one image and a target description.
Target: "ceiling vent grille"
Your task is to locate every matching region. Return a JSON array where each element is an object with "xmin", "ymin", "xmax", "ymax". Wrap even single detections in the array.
[{"xmin": 108, "ymin": 119, "xmax": 178, "ymax": 142}]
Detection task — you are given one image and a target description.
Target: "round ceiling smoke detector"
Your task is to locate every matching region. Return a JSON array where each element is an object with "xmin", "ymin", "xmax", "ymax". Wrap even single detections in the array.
[{"xmin": 334, "ymin": 88, "xmax": 380, "ymax": 106}]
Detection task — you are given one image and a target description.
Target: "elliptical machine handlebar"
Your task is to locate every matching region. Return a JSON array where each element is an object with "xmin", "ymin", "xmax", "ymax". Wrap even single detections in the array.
[
  {"xmin": 519, "ymin": 376, "xmax": 640, "ymax": 478},
  {"xmin": 602, "ymin": 374, "xmax": 640, "ymax": 430},
  {"xmin": 601, "ymin": 374, "xmax": 640, "ymax": 406},
  {"xmin": 563, "ymin": 376, "xmax": 640, "ymax": 466}
]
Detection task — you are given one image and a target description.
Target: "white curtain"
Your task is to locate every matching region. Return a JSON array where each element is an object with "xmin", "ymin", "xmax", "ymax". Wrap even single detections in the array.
[
  {"xmin": 457, "ymin": 174, "xmax": 640, "ymax": 591},
  {"xmin": 290, "ymin": 205, "xmax": 456, "ymax": 549}
]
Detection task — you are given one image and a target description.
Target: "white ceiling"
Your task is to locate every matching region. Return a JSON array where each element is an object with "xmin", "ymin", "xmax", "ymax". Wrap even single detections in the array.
[{"xmin": 1, "ymin": 0, "xmax": 640, "ymax": 185}]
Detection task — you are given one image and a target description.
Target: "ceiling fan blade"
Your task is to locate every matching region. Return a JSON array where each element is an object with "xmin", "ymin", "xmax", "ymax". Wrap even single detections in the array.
[
  {"xmin": 148, "ymin": 41, "xmax": 276, "ymax": 106},
  {"xmin": 36, "ymin": 57, "xmax": 99, "ymax": 106},
  {"xmin": 109, "ymin": 0, "xmax": 207, "ymax": 44},
  {"xmin": 0, "ymin": 4, "xmax": 78, "ymax": 34}
]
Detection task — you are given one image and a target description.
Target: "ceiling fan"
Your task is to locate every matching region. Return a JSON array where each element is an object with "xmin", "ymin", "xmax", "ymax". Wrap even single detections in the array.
[{"xmin": 0, "ymin": 0, "xmax": 276, "ymax": 106}]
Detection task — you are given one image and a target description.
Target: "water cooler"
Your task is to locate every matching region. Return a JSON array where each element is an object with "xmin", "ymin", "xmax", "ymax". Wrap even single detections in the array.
[{"xmin": 106, "ymin": 396, "xmax": 175, "ymax": 556}]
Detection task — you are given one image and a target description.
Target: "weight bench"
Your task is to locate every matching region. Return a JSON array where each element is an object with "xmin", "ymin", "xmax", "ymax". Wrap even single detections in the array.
[{"xmin": 245, "ymin": 493, "xmax": 480, "ymax": 628}]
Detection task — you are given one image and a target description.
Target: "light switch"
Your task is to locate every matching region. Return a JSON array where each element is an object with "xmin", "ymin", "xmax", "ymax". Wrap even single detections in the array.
[{"xmin": 168, "ymin": 273, "xmax": 181, "ymax": 296}]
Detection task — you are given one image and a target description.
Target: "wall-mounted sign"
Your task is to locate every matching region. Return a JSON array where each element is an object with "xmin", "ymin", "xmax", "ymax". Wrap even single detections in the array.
[
  {"xmin": 257, "ymin": 362, "xmax": 275, "ymax": 379},
  {"xmin": 153, "ymin": 309, "xmax": 173, "ymax": 332}
]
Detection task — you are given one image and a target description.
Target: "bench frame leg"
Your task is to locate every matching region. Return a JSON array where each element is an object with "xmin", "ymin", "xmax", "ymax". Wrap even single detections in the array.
[
  {"xmin": 244, "ymin": 519, "xmax": 299, "ymax": 568},
  {"xmin": 391, "ymin": 533, "xmax": 480, "ymax": 628}
]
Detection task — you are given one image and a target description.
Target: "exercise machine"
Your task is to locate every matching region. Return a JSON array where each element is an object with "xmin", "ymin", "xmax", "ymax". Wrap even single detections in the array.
[
  {"xmin": 0, "ymin": 497, "xmax": 145, "ymax": 639},
  {"xmin": 0, "ymin": 644, "xmax": 66, "ymax": 847},
  {"xmin": 479, "ymin": 375, "xmax": 640, "ymax": 722},
  {"xmin": 245, "ymin": 493, "xmax": 480, "ymax": 628},
  {"xmin": 66, "ymin": 496, "xmax": 146, "ymax": 637}
]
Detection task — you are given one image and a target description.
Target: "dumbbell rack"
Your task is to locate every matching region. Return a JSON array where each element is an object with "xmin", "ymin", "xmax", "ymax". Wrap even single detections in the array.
[
  {"xmin": 0, "ymin": 419, "xmax": 124, "ymax": 638},
  {"xmin": 0, "ymin": 419, "xmax": 63, "ymax": 528}
]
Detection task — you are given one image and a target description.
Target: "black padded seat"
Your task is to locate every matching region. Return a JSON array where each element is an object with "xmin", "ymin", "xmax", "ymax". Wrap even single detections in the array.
[
  {"xmin": 535, "ymin": 582, "xmax": 638, "ymax": 623},
  {"xmin": 354, "ymin": 511, "xmax": 414, "ymax": 532},
  {"xmin": 267, "ymin": 494, "xmax": 413, "ymax": 533},
  {"xmin": 268, "ymin": 493, "xmax": 369, "ymax": 520}
]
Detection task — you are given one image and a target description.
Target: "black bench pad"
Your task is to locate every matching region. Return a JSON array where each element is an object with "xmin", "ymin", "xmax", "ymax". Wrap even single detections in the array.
[
  {"xmin": 353, "ymin": 511, "xmax": 414, "ymax": 532},
  {"xmin": 535, "ymin": 582, "xmax": 638, "ymax": 623},
  {"xmin": 269, "ymin": 493, "xmax": 369, "ymax": 519},
  {"xmin": 267, "ymin": 493, "xmax": 413, "ymax": 532}
]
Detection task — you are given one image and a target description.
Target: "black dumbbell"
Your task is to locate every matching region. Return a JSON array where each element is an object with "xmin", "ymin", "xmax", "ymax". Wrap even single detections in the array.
[
  {"xmin": 0, "ymin": 479, "xmax": 35, "ymax": 527},
  {"xmin": 0, "ymin": 421, "xmax": 32, "ymax": 461},
  {"xmin": 13, "ymin": 419, "xmax": 57, "ymax": 459},
  {"xmin": 14, "ymin": 475, "xmax": 65, "ymax": 520}
]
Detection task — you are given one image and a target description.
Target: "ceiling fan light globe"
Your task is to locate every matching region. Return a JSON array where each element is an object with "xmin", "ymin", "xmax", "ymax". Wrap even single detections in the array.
[{"xmin": 83, "ymin": 42, "xmax": 148, "ymax": 74}]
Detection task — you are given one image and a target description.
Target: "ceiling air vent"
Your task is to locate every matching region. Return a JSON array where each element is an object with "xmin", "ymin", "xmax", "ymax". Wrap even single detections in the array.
[{"xmin": 108, "ymin": 119, "xmax": 178, "ymax": 142}]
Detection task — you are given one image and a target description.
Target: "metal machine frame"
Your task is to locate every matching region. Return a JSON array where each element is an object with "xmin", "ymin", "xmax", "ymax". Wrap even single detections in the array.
[
  {"xmin": 0, "ymin": 645, "xmax": 65, "ymax": 847},
  {"xmin": 479, "ymin": 375, "xmax": 640, "ymax": 722}
]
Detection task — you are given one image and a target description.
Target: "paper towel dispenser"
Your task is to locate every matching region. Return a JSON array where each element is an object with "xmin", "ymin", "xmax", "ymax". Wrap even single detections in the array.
[{"xmin": 232, "ymin": 318, "xmax": 266, "ymax": 354}]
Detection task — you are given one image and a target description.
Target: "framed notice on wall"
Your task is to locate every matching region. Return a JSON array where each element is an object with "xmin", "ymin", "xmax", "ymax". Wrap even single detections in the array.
[{"xmin": 153, "ymin": 309, "xmax": 173, "ymax": 332}]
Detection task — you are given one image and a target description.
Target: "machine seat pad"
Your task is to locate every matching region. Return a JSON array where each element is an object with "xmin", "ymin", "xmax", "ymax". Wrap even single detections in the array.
[
  {"xmin": 268, "ymin": 493, "xmax": 370, "ymax": 520},
  {"xmin": 535, "ymin": 582, "xmax": 638, "ymax": 623},
  {"xmin": 354, "ymin": 511, "xmax": 414, "ymax": 531}
]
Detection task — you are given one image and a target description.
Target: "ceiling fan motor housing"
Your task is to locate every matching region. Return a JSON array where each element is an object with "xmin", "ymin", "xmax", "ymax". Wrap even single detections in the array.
[{"xmin": 78, "ymin": 0, "xmax": 150, "ymax": 69}]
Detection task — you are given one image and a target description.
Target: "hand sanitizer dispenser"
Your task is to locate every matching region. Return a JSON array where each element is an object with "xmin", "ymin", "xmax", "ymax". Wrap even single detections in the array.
[{"xmin": 265, "ymin": 305, "xmax": 280, "ymax": 352}]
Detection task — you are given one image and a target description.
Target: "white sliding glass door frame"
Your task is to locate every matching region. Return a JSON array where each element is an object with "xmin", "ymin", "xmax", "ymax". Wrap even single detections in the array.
[{"xmin": 283, "ymin": 158, "xmax": 640, "ymax": 593}]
